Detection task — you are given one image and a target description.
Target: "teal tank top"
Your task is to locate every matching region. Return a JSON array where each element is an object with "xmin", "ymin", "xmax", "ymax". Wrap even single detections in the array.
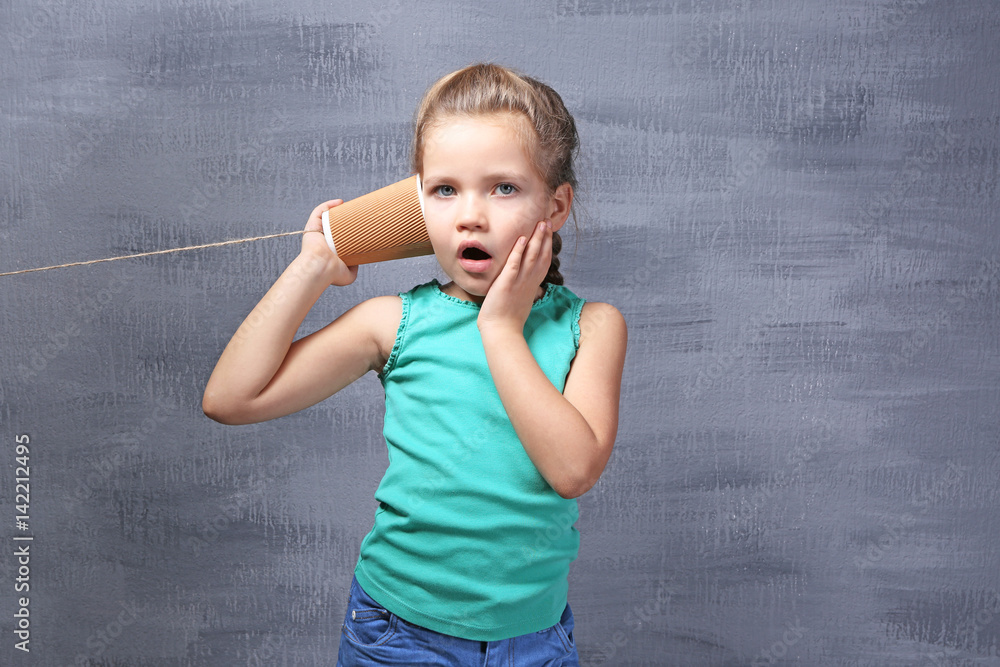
[{"xmin": 354, "ymin": 278, "xmax": 586, "ymax": 641}]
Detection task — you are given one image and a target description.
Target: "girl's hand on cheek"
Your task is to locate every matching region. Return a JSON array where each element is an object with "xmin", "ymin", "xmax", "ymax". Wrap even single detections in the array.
[
  {"xmin": 300, "ymin": 199, "xmax": 358, "ymax": 286},
  {"xmin": 478, "ymin": 221, "xmax": 552, "ymax": 335}
]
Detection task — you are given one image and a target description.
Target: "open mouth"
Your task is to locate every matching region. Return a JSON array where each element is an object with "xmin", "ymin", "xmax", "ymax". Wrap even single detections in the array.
[
  {"xmin": 458, "ymin": 244, "xmax": 493, "ymax": 273},
  {"xmin": 461, "ymin": 247, "xmax": 492, "ymax": 261}
]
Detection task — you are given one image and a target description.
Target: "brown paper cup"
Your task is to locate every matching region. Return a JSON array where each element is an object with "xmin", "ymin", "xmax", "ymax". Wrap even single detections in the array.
[{"xmin": 321, "ymin": 175, "xmax": 432, "ymax": 265}]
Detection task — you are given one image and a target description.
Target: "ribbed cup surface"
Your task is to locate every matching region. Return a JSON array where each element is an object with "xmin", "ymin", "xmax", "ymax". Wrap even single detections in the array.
[{"xmin": 324, "ymin": 175, "xmax": 432, "ymax": 265}]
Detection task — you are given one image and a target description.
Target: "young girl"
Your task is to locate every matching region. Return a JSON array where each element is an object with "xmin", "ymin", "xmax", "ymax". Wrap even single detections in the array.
[{"xmin": 203, "ymin": 63, "xmax": 627, "ymax": 666}]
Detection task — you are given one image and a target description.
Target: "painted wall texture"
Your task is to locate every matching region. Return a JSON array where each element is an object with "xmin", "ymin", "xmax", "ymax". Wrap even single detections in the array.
[{"xmin": 2, "ymin": 0, "xmax": 998, "ymax": 664}]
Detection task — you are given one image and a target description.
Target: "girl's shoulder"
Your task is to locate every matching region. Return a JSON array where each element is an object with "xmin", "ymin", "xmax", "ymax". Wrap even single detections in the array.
[
  {"xmin": 356, "ymin": 281, "xmax": 446, "ymax": 365},
  {"xmin": 349, "ymin": 294, "xmax": 403, "ymax": 373},
  {"xmin": 577, "ymin": 300, "xmax": 627, "ymax": 349}
]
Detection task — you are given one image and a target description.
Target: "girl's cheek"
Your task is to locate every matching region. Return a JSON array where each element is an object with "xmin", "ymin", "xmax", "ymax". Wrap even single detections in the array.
[{"xmin": 508, "ymin": 204, "xmax": 545, "ymax": 230}]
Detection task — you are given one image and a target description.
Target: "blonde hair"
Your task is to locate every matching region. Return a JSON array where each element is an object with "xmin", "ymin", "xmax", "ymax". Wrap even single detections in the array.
[{"xmin": 412, "ymin": 63, "xmax": 579, "ymax": 286}]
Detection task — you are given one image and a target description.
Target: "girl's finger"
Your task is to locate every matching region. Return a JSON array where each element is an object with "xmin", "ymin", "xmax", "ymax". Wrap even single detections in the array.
[
  {"xmin": 305, "ymin": 199, "xmax": 344, "ymax": 231},
  {"xmin": 525, "ymin": 221, "xmax": 551, "ymax": 274},
  {"xmin": 308, "ymin": 199, "xmax": 343, "ymax": 219},
  {"xmin": 505, "ymin": 236, "xmax": 527, "ymax": 276}
]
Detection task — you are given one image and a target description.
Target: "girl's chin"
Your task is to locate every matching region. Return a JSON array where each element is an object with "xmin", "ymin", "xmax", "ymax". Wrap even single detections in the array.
[{"xmin": 441, "ymin": 277, "xmax": 492, "ymax": 303}]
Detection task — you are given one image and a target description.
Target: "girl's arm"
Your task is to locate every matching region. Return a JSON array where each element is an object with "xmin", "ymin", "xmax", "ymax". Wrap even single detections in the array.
[
  {"xmin": 202, "ymin": 200, "xmax": 400, "ymax": 425},
  {"xmin": 478, "ymin": 222, "xmax": 628, "ymax": 499}
]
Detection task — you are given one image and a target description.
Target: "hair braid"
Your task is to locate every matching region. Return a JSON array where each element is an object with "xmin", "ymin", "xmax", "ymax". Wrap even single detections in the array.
[{"xmin": 543, "ymin": 230, "xmax": 564, "ymax": 287}]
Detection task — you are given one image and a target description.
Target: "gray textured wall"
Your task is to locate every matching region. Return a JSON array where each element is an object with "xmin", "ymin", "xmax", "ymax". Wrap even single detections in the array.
[{"xmin": 2, "ymin": 0, "xmax": 998, "ymax": 665}]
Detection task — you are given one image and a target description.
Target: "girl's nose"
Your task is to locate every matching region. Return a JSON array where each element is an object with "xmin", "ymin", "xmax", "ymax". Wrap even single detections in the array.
[{"xmin": 456, "ymin": 194, "xmax": 488, "ymax": 231}]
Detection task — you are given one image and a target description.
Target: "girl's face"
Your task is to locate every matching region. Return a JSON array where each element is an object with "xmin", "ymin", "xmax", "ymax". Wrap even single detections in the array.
[{"xmin": 420, "ymin": 114, "xmax": 572, "ymax": 304}]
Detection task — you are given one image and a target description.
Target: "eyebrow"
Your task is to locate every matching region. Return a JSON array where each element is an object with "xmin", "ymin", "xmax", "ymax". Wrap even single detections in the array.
[{"xmin": 422, "ymin": 170, "xmax": 532, "ymax": 184}]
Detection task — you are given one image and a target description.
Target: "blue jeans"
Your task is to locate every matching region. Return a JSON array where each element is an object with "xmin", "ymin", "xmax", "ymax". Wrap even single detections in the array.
[{"xmin": 336, "ymin": 575, "xmax": 579, "ymax": 666}]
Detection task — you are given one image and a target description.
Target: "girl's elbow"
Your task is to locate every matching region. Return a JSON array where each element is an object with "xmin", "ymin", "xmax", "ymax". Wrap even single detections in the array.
[
  {"xmin": 202, "ymin": 394, "xmax": 232, "ymax": 424},
  {"xmin": 552, "ymin": 469, "xmax": 600, "ymax": 499},
  {"xmin": 202, "ymin": 391, "xmax": 251, "ymax": 425},
  {"xmin": 553, "ymin": 443, "xmax": 613, "ymax": 499},
  {"xmin": 554, "ymin": 482, "xmax": 588, "ymax": 500}
]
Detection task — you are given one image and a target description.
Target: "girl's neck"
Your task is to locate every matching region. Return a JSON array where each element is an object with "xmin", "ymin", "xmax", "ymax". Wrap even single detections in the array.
[{"xmin": 439, "ymin": 280, "xmax": 546, "ymax": 305}]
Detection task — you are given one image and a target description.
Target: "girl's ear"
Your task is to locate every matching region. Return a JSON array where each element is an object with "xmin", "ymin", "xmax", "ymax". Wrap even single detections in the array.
[{"xmin": 546, "ymin": 183, "xmax": 574, "ymax": 232}]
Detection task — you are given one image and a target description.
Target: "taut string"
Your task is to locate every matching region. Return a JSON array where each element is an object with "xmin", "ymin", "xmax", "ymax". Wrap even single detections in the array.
[{"xmin": 0, "ymin": 230, "xmax": 306, "ymax": 278}]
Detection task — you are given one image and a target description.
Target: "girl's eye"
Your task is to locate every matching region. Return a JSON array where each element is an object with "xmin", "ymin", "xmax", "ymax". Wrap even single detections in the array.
[
  {"xmin": 495, "ymin": 183, "xmax": 517, "ymax": 196},
  {"xmin": 434, "ymin": 185, "xmax": 455, "ymax": 197}
]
